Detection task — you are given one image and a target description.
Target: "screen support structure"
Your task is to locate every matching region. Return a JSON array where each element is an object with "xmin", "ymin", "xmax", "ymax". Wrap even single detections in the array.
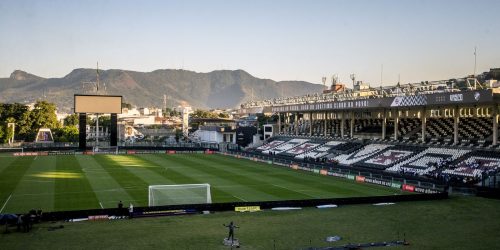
[
  {"xmin": 75, "ymin": 94, "xmax": 122, "ymax": 151},
  {"xmin": 95, "ymin": 113, "xmax": 99, "ymax": 152},
  {"xmin": 79, "ymin": 113, "xmax": 87, "ymax": 150}
]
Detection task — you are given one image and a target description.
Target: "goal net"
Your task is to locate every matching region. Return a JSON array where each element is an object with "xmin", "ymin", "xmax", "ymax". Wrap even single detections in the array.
[{"xmin": 148, "ymin": 183, "xmax": 212, "ymax": 207}]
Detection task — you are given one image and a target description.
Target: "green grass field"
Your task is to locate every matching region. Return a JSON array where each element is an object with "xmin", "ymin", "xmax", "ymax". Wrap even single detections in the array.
[
  {"xmin": 1, "ymin": 153, "xmax": 499, "ymax": 249},
  {"xmin": 1, "ymin": 196, "xmax": 499, "ymax": 249},
  {"xmin": 0, "ymin": 153, "xmax": 399, "ymax": 213}
]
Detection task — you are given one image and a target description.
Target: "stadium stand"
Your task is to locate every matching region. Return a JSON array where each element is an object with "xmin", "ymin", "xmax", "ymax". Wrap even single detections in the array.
[
  {"xmin": 263, "ymin": 138, "xmax": 309, "ymax": 154},
  {"xmin": 256, "ymin": 138, "xmax": 289, "ymax": 152},
  {"xmin": 243, "ymin": 72, "xmax": 500, "ymax": 188},
  {"xmin": 247, "ymin": 134, "xmax": 500, "ymax": 186},
  {"xmin": 386, "ymin": 148, "xmax": 471, "ymax": 175},
  {"xmin": 442, "ymin": 151, "xmax": 500, "ymax": 179},
  {"xmin": 334, "ymin": 144, "xmax": 393, "ymax": 165},
  {"xmin": 282, "ymin": 141, "xmax": 321, "ymax": 157},
  {"xmin": 357, "ymin": 145, "xmax": 427, "ymax": 170},
  {"xmin": 295, "ymin": 141, "xmax": 346, "ymax": 159},
  {"xmin": 399, "ymin": 118, "xmax": 421, "ymax": 139}
]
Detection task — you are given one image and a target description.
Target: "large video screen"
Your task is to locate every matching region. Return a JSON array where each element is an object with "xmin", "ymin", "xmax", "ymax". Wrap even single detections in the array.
[{"xmin": 74, "ymin": 95, "xmax": 122, "ymax": 114}]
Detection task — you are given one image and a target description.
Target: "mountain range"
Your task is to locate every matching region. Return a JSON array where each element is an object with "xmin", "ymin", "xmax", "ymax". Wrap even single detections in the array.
[{"xmin": 0, "ymin": 69, "xmax": 324, "ymax": 112}]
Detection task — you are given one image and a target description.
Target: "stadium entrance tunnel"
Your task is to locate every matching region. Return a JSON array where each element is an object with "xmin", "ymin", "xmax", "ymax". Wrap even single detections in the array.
[{"xmin": 40, "ymin": 192, "xmax": 447, "ymax": 222}]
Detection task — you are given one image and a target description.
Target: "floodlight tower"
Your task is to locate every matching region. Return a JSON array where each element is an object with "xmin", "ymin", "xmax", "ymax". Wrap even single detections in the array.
[
  {"xmin": 322, "ymin": 76, "xmax": 327, "ymax": 91},
  {"xmin": 163, "ymin": 94, "xmax": 167, "ymax": 112},
  {"xmin": 81, "ymin": 62, "xmax": 107, "ymax": 151},
  {"xmin": 331, "ymin": 74, "xmax": 338, "ymax": 88},
  {"xmin": 95, "ymin": 62, "xmax": 100, "ymax": 151},
  {"xmin": 474, "ymin": 46, "xmax": 477, "ymax": 78}
]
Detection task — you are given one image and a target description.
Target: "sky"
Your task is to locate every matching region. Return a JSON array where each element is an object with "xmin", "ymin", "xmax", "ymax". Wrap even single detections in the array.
[{"xmin": 0, "ymin": 0, "xmax": 499, "ymax": 87}]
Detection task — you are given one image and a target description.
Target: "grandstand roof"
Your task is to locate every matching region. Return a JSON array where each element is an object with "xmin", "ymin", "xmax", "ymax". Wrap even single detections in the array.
[{"xmin": 268, "ymin": 89, "xmax": 500, "ymax": 113}]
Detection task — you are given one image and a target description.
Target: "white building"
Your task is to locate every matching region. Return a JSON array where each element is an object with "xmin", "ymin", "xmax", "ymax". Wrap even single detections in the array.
[
  {"xmin": 191, "ymin": 118, "xmax": 237, "ymax": 143},
  {"xmin": 182, "ymin": 106, "xmax": 193, "ymax": 138}
]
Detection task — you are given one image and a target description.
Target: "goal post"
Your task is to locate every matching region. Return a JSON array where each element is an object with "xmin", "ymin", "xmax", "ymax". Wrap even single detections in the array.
[{"xmin": 148, "ymin": 183, "xmax": 212, "ymax": 207}]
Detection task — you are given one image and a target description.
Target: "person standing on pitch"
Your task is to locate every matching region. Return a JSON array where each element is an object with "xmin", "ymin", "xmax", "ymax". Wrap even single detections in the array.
[
  {"xmin": 223, "ymin": 221, "xmax": 239, "ymax": 244},
  {"xmin": 128, "ymin": 203, "xmax": 134, "ymax": 219},
  {"xmin": 117, "ymin": 200, "xmax": 123, "ymax": 218}
]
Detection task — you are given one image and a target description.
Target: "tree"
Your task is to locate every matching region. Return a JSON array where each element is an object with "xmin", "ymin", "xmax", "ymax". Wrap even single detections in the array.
[
  {"xmin": 64, "ymin": 114, "xmax": 79, "ymax": 127},
  {"xmin": 122, "ymin": 102, "xmax": 132, "ymax": 109},
  {"xmin": 16, "ymin": 110, "xmax": 34, "ymax": 141},
  {"xmin": 0, "ymin": 126, "xmax": 4, "ymax": 143},
  {"xmin": 86, "ymin": 115, "xmax": 111, "ymax": 127},
  {"xmin": 218, "ymin": 112, "xmax": 230, "ymax": 118},
  {"xmin": 97, "ymin": 116, "xmax": 111, "ymax": 128},
  {"xmin": 30, "ymin": 101, "xmax": 59, "ymax": 130},
  {"xmin": 191, "ymin": 109, "xmax": 218, "ymax": 119},
  {"xmin": 0, "ymin": 103, "xmax": 28, "ymax": 121},
  {"xmin": 164, "ymin": 107, "xmax": 181, "ymax": 117},
  {"xmin": 257, "ymin": 114, "xmax": 278, "ymax": 127},
  {"xmin": 53, "ymin": 126, "xmax": 79, "ymax": 142},
  {"xmin": 0, "ymin": 103, "xmax": 31, "ymax": 142}
]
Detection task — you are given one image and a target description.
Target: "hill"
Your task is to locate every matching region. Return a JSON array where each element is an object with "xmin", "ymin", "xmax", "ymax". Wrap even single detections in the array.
[{"xmin": 0, "ymin": 69, "xmax": 324, "ymax": 111}]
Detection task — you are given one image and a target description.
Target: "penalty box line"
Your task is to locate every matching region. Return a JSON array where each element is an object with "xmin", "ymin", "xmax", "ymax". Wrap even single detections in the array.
[{"xmin": 0, "ymin": 194, "xmax": 12, "ymax": 213}]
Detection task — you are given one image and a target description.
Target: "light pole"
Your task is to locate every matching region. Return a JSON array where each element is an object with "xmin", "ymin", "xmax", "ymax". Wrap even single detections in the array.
[{"xmin": 95, "ymin": 113, "xmax": 99, "ymax": 151}]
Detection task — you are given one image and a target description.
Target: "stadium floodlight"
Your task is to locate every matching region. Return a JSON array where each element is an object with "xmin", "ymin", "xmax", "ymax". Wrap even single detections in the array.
[{"xmin": 148, "ymin": 183, "xmax": 212, "ymax": 207}]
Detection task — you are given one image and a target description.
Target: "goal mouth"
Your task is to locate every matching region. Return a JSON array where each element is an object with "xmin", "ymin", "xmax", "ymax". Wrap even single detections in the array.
[{"xmin": 148, "ymin": 183, "xmax": 212, "ymax": 207}]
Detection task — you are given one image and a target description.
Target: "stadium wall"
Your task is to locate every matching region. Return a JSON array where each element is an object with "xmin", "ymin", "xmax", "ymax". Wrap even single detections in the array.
[{"xmin": 40, "ymin": 193, "xmax": 448, "ymax": 222}]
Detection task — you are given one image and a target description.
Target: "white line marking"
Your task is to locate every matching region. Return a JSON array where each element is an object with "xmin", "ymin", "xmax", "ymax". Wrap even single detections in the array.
[
  {"xmin": 99, "ymin": 202, "xmax": 104, "ymax": 209},
  {"xmin": 273, "ymin": 184, "xmax": 316, "ymax": 198},
  {"xmin": 233, "ymin": 195, "xmax": 248, "ymax": 202},
  {"xmin": 0, "ymin": 194, "xmax": 12, "ymax": 213},
  {"xmin": 34, "ymin": 156, "xmax": 38, "ymax": 160}
]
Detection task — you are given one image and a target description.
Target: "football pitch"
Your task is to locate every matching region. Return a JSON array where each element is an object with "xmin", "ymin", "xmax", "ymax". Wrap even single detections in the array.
[
  {"xmin": 0, "ymin": 153, "xmax": 399, "ymax": 213},
  {"xmin": 2, "ymin": 196, "xmax": 500, "ymax": 249}
]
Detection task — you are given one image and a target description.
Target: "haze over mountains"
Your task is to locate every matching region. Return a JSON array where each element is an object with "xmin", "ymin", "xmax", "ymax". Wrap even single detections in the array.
[{"xmin": 0, "ymin": 69, "xmax": 324, "ymax": 112}]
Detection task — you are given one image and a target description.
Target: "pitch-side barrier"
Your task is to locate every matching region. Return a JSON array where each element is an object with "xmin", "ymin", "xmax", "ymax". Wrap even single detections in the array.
[{"xmin": 40, "ymin": 192, "xmax": 448, "ymax": 222}]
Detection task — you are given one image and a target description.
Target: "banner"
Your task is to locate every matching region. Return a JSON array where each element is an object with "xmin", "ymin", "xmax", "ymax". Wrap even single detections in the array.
[
  {"xmin": 320, "ymin": 169, "xmax": 328, "ymax": 175},
  {"xmin": 88, "ymin": 215, "xmax": 109, "ymax": 221},
  {"xmin": 235, "ymin": 206, "xmax": 261, "ymax": 212},
  {"xmin": 328, "ymin": 171, "xmax": 347, "ymax": 178},
  {"xmin": 166, "ymin": 150, "xmax": 176, "ymax": 154},
  {"xmin": 402, "ymin": 184, "xmax": 415, "ymax": 192},
  {"xmin": 299, "ymin": 166, "xmax": 313, "ymax": 172},
  {"xmin": 355, "ymin": 176, "xmax": 365, "ymax": 182},
  {"xmin": 13, "ymin": 152, "xmax": 39, "ymax": 156},
  {"xmin": 363, "ymin": 177, "xmax": 392, "ymax": 187},
  {"xmin": 391, "ymin": 182, "xmax": 402, "ymax": 189},
  {"xmin": 414, "ymin": 186, "xmax": 441, "ymax": 194}
]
